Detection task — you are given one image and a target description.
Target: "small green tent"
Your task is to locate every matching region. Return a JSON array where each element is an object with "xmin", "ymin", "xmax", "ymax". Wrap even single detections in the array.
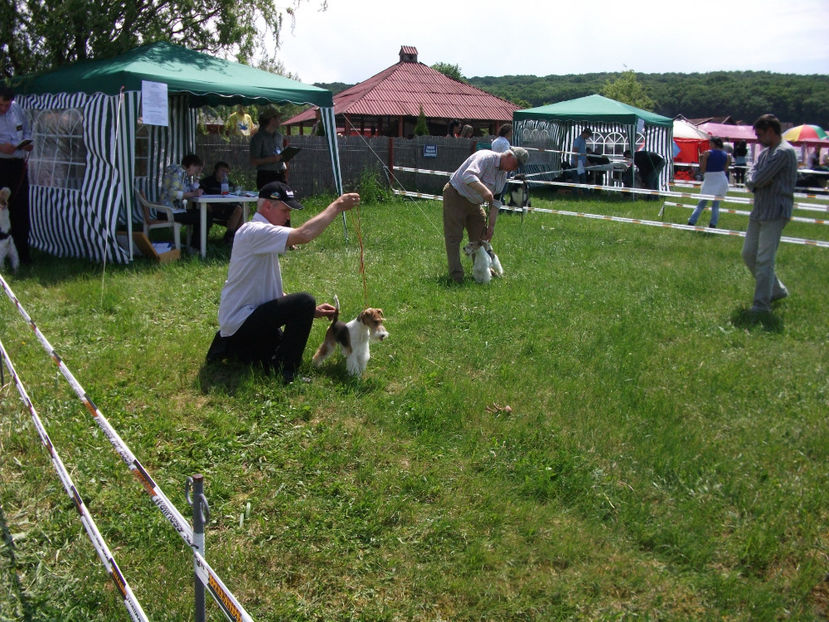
[
  {"xmin": 13, "ymin": 42, "xmax": 342, "ymax": 263},
  {"xmin": 513, "ymin": 94, "xmax": 673, "ymax": 189}
]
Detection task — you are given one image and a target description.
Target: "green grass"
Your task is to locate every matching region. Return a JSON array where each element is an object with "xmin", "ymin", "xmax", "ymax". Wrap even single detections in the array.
[{"xmin": 1, "ymin": 190, "xmax": 828, "ymax": 621}]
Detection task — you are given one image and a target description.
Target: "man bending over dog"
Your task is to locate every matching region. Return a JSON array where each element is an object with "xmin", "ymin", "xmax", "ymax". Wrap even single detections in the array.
[
  {"xmin": 208, "ymin": 182, "xmax": 359, "ymax": 383},
  {"xmin": 442, "ymin": 147, "xmax": 528, "ymax": 283}
]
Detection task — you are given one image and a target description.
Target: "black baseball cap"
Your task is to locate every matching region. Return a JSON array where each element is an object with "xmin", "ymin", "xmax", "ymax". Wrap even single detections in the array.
[{"xmin": 258, "ymin": 181, "xmax": 304, "ymax": 210}]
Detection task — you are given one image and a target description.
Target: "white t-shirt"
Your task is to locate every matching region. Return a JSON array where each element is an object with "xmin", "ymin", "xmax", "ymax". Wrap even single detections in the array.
[
  {"xmin": 491, "ymin": 136, "xmax": 510, "ymax": 153},
  {"xmin": 218, "ymin": 213, "xmax": 290, "ymax": 336}
]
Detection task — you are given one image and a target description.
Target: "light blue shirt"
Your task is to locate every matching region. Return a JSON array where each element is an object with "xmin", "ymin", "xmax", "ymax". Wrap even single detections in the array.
[
  {"xmin": 574, "ymin": 135, "xmax": 587, "ymax": 165},
  {"xmin": 0, "ymin": 101, "xmax": 32, "ymax": 160}
]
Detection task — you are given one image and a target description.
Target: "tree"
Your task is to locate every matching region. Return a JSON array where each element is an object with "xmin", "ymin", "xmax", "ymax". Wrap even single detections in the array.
[
  {"xmin": 431, "ymin": 62, "xmax": 465, "ymax": 83},
  {"xmin": 413, "ymin": 105, "xmax": 429, "ymax": 136},
  {"xmin": 601, "ymin": 70, "xmax": 655, "ymax": 110},
  {"xmin": 0, "ymin": 0, "xmax": 327, "ymax": 78}
]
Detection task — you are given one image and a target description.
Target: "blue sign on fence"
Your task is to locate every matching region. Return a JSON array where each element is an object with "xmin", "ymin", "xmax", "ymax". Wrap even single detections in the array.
[{"xmin": 423, "ymin": 144, "xmax": 438, "ymax": 158}]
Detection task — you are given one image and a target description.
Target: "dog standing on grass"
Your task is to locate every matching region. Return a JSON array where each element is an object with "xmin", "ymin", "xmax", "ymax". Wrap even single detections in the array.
[
  {"xmin": 0, "ymin": 187, "xmax": 20, "ymax": 272},
  {"xmin": 312, "ymin": 295, "xmax": 388, "ymax": 376},
  {"xmin": 464, "ymin": 240, "xmax": 503, "ymax": 284}
]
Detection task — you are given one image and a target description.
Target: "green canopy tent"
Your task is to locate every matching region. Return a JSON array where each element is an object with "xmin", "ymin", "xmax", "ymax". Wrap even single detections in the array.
[
  {"xmin": 13, "ymin": 41, "xmax": 343, "ymax": 263},
  {"xmin": 513, "ymin": 94, "xmax": 674, "ymax": 190}
]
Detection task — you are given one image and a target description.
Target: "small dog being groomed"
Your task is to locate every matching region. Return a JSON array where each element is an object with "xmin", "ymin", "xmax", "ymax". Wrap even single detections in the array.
[
  {"xmin": 0, "ymin": 187, "xmax": 20, "ymax": 273},
  {"xmin": 463, "ymin": 240, "xmax": 504, "ymax": 284},
  {"xmin": 312, "ymin": 296, "xmax": 389, "ymax": 376}
]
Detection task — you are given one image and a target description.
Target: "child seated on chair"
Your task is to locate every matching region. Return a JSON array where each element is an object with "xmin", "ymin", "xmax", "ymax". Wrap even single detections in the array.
[{"xmin": 200, "ymin": 161, "xmax": 244, "ymax": 244}]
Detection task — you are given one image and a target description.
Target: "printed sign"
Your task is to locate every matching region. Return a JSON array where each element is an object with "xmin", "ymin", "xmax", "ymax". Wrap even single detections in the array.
[
  {"xmin": 141, "ymin": 80, "xmax": 169, "ymax": 127},
  {"xmin": 423, "ymin": 144, "xmax": 437, "ymax": 158}
]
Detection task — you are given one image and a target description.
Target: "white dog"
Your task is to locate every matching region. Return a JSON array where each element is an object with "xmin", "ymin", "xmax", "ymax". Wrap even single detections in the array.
[
  {"xmin": 463, "ymin": 240, "xmax": 503, "ymax": 284},
  {"xmin": 0, "ymin": 187, "xmax": 20, "ymax": 273},
  {"xmin": 312, "ymin": 296, "xmax": 389, "ymax": 376}
]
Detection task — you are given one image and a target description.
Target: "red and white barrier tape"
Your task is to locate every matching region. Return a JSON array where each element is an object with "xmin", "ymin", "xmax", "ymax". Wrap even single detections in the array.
[
  {"xmin": 0, "ymin": 274, "xmax": 255, "ymax": 622},
  {"xmin": 391, "ymin": 189, "xmax": 829, "ymax": 248},
  {"xmin": 0, "ymin": 337, "xmax": 149, "ymax": 622},
  {"xmin": 391, "ymin": 165, "xmax": 829, "ymax": 212},
  {"xmin": 662, "ymin": 202, "xmax": 829, "ymax": 225}
]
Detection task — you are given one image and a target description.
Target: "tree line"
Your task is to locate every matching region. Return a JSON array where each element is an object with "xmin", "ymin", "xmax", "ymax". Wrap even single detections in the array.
[{"xmin": 469, "ymin": 71, "xmax": 829, "ymax": 129}]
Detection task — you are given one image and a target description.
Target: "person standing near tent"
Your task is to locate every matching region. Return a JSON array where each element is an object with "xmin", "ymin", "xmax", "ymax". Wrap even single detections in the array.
[
  {"xmin": 208, "ymin": 182, "xmax": 360, "ymax": 383},
  {"xmin": 0, "ymin": 87, "xmax": 33, "ymax": 264},
  {"xmin": 573, "ymin": 128, "xmax": 592, "ymax": 189},
  {"xmin": 733, "ymin": 140, "xmax": 749, "ymax": 185},
  {"xmin": 250, "ymin": 110, "xmax": 288, "ymax": 188},
  {"xmin": 688, "ymin": 137, "xmax": 731, "ymax": 228},
  {"xmin": 491, "ymin": 124, "xmax": 514, "ymax": 205},
  {"xmin": 225, "ymin": 105, "xmax": 255, "ymax": 137},
  {"xmin": 741, "ymin": 114, "xmax": 797, "ymax": 314},
  {"xmin": 442, "ymin": 147, "xmax": 529, "ymax": 283},
  {"xmin": 491, "ymin": 124, "xmax": 513, "ymax": 153}
]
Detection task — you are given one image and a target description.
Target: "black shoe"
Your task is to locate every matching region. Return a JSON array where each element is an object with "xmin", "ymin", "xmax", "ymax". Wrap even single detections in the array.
[{"xmin": 708, "ymin": 223, "xmax": 717, "ymax": 229}]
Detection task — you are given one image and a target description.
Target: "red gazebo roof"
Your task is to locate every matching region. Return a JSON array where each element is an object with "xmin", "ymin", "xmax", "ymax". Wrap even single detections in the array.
[{"xmin": 284, "ymin": 46, "xmax": 518, "ymax": 126}]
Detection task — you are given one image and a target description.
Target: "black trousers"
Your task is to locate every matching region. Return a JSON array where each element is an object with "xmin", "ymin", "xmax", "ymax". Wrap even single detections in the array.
[
  {"xmin": 171, "ymin": 209, "xmax": 213, "ymax": 249},
  {"xmin": 0, "ymin": 158, "xmax": 31, "ymax": 262},
  {"xmin": 220, "ymin": 293, "xmax": 316, "ymax": 379}
]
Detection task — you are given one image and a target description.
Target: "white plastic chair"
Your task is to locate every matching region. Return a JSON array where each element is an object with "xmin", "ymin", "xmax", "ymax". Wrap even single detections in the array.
[{"xmin": 136, "ymin": 191, "xmax": 190, "ymax": 250}]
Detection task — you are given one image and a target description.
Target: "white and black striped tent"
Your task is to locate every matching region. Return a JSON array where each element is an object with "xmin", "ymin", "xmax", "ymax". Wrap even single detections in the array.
[
  {"xmin": 513, "ymin": 94, "xmax": 674, "ymax": 189},
  {"xmin": 14, "ymin": 42, "xmax": 342, "ymax": 263}
]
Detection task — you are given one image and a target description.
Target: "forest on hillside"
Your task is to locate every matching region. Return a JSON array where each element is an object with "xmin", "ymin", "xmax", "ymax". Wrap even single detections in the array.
[{"xmin": 318, "ymin": 71, "xmax": 829, "ymax": 128}]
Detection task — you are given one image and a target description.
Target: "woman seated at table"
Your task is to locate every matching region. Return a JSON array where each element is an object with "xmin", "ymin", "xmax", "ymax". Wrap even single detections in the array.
[
  {"xmin": 160, "ymin": 153, "xmax": 213, "ymax": 251},
  {"xmin": 200, "ymin": 161, "xmax": 244, "ymax": 244}
]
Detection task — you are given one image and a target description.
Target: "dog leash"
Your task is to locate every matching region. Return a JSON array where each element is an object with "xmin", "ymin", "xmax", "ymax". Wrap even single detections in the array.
[{"xmin": 351, "ymin": 203, "xmax": 369, "ymax": 309}]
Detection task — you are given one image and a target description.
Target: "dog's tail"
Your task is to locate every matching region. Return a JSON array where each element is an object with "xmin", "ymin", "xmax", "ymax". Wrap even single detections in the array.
[{"xmin": 331, "ymin": 294, "xmax": 340, "ymax": 323}]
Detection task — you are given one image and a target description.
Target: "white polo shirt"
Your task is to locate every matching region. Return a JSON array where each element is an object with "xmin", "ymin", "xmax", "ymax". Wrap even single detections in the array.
[{"xmin": 218, "ymin": 212, "xmax": 290, "ymax": 336}]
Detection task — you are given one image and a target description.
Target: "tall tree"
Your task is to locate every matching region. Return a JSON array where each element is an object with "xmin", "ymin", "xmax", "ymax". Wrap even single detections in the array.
[
  {"xmin": 601, "ymin": 70, "xmax": 655, "ymax": 110},
  {"xmin": 0, "ymin": 0, "xmax": 326, "ymax": 78}
]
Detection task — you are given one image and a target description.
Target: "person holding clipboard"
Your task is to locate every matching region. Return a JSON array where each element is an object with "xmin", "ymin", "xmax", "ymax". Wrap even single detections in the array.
[
  {"xmin": 0, "ymin": 86, "xmax": 33, "ymax": 264},
  {"xmin": 250, "ymin": 110, "xmax": 300, "ymax": 231},
  {"xmin": 250, "ymin": 110, "xmax": 294, "ymax": 187}
]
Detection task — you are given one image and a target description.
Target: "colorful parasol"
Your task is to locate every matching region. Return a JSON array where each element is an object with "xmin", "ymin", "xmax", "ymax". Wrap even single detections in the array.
[{"xmin": 782, "ymin": 124, "xmax": 827, "ymax": 142}]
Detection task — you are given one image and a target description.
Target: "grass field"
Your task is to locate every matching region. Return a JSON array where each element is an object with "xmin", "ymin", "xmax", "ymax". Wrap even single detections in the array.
[{"xmin": 1, "ymin": 188, "xmax": 827, "ymax": 621}]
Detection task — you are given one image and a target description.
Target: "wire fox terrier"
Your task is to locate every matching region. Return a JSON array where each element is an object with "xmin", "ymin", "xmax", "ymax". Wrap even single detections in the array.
[
  {"xmin": 312, "ymin": 296, "xmax": 389, "ymax": 376},
  {"xmin": 463, "ymin": 240, "xmax": 503, "ymax": 284}
]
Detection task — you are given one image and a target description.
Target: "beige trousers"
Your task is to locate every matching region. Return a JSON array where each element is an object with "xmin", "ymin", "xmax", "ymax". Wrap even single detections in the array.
[{"xmin": 442, "ymin": 183, "xmax": 486, "ymax": 282}]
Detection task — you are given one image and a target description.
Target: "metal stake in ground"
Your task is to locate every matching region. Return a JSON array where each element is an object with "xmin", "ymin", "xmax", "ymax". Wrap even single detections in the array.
[{"xmin": 186, "ymin": 474, "xmax": 210, "ymax": 622}]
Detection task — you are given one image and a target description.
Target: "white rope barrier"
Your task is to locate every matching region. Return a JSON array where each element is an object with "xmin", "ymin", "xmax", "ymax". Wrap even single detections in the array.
[
  {"xmin": 391, "ymin": 189, "xmax": 829, "ymax": 248},
  {"xmin": 392, "ymin": 164, "xmax": 829, "ymax": 214},
  {"xmin": 0, "ymin": 338, "xmax": 149, "ymax": 622},
  {"xmin": 661, "ymin": 202, "xmax": 829, "ymax": 225},
  {"xmin": 0, "ymin": 273, "xmax": 255, "ymax": 622}
]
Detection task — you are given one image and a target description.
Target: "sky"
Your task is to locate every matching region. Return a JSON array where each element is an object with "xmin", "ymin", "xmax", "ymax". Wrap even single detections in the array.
[{"xmin": 275, "ymin": 0, "xmax": 829, "ymax": 85}]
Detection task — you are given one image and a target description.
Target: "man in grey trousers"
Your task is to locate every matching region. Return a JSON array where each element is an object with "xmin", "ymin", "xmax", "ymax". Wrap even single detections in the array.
[{"xmin": 742, "ymin": 114, "xmax": 797, "ymax": 313}]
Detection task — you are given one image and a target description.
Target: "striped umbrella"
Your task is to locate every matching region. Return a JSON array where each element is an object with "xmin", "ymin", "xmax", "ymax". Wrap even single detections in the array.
[{"xmin": 782, "ymin": 124, "xmax": 827, "ymax": 142}]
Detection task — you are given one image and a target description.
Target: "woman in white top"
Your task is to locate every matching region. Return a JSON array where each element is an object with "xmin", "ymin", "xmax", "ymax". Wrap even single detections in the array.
[{"xmin": 491, "ymin": 123, "xmax": 513, "ymax": 153}]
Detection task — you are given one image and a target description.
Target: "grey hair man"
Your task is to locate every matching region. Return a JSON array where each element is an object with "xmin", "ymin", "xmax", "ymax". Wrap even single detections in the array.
[{"xmin": 442, "ymin": 147, "xmax": 529, "ymax": 283}]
